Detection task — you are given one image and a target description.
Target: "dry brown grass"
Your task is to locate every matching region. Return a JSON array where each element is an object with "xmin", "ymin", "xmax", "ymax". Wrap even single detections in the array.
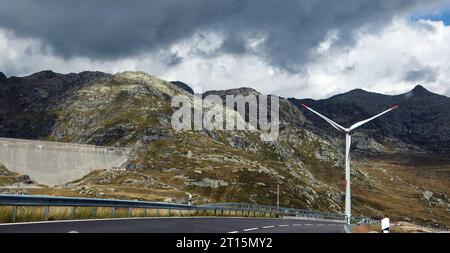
[
  {"xmin": 0, "ymin": 205, "xmax": 274, "ymax": 224},
  {"xmin": 352, "ymin": 224, "xmax": 381, "ymax": 233},
  {"xmin": 390, "ymin": 222, "xmax": 434, "ymax": 233},
  {"xmin": 351, "ymin": 156, "xmax": 450, "ymax": 228}
]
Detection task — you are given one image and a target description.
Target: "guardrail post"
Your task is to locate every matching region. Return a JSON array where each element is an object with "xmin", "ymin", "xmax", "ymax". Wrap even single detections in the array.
[
  {"xmin": 72, "ymin": 206, "xmax": 76, "ymax": 219},
  {"xmin": 179, "ymin": 209, "xmax": 182, "ymax": 217},
  {"xmin": 44, "ymin": 206, "xmax": 49, "ymax": 221},
  {"xmin": 112, "ymin": 207, "xmax": 116, "ymax": 218},
  {"xmin": 214, "ymin": 209, "xmax": 217, "ymax": 216},
  {"xmin": 128, "ymin": 207, "xmax": 132, "ymax": 217},
  {"xmin": 11, "ymin": 206, "xmax": 17, "ymax": 223},
  {"xmin": 144, "ymin": 208, "xmax": 147, "ymax": 216},
  {"xmin": 92, "ymin": 207, "xmax": 97, "ymax": 218},
  {"xmin": 156, "ymin": 208, "xmax": 160, "ymax": 217}
]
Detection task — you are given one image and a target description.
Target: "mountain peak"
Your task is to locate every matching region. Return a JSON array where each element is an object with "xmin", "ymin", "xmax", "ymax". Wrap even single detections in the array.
[
  {"xmin": 347, "ymin": 88, "xmax": 369, "ymax": 95},
  {"xmin": 25, "ymin": 70, "xmax": 58, "ymax": 80},
  {"xmin": 400, "ymin": 84, "xmax": 439, "ymax": 99},
  {"xmin": 203, "ymin": 87, "xmax": 261, "ymax": 97},
  {"xmin": 411, "ymin": 84, "xmax": 430, "ymax": 94},
  {"xmin": 170, "ymin": 81, "xmax": 194, "ymax": 94},
  {"xmin": 36, "ymin": 70, "xmax": 56, "ymax": 75}
]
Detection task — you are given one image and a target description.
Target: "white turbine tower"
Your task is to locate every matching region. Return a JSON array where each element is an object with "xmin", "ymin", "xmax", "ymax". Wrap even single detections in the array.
[{"xmin": 300, "ymin": 103, "xmax": 399, "ymax": 224}]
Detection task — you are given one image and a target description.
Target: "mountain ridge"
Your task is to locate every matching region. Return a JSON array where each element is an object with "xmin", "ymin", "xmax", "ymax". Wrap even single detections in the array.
[
  {"xmin": 1, "ymin": 70, "xmax": 449, "ymax": 228},
  {"xmin": 2, "ymin": 70, "xmax": 450, "ymax": 154},
  {"xmin": 290, "ymin": 85, "xmax": 450, "ymax": 155}
]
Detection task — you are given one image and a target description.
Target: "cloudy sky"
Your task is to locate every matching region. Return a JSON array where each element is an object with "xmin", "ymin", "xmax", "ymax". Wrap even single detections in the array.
[{"xmin": 0, "ymin": 0, "xmax": 449, "ymax": 99}]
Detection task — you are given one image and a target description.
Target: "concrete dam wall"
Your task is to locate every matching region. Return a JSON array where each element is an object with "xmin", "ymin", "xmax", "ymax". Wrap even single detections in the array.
[{"xmin": 0, "ymin": 138, "xmax": 130, "ymax": 186}]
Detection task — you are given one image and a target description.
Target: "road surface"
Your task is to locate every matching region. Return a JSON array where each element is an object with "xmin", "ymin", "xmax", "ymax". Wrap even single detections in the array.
[{"xmin": 0, "ymin": 217, "xmax": 344, "ymax": 233}]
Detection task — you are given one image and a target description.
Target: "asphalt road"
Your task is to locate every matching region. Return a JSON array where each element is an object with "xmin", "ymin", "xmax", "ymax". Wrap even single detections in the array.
[{"xmin": 0, "ymin": 217, "xmax": 344, "ymax": 233}]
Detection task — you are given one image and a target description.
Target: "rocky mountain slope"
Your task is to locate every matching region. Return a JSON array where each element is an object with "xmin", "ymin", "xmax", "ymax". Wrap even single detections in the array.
[
  {"xmin": 0, "ymin": 70, "xmax": 110, "ymax": 139},
  {"xmin": 49, "ymin": 72, "xmax": 344, "ymax": 210},
  {"xmin": 0, "ymin": 70, "xmax": 449, "ymax": 228}
]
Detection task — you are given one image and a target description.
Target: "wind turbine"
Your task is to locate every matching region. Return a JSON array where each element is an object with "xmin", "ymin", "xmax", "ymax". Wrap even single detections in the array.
[{"xmin": 300, "ymin": 103, "xmax": 399, "ymax": 224}]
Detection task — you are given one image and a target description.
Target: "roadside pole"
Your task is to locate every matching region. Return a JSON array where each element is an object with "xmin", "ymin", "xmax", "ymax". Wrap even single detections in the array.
[{"xmin": 277, "ymin": 184, "xmax": 280, "ymax": 210}]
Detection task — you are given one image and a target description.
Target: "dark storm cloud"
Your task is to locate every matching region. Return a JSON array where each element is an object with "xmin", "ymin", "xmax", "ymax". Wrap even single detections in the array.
[
  {"xmin": 404, "ymin": 68, "xmax": 438, "ymax": 83},
  {"xmin": 0, "ymin": 0, "xmax": 444, "ymax": 72},
  {"xmin": 163, "ymin": 53, "xmax": 184, "ymax": 66}
]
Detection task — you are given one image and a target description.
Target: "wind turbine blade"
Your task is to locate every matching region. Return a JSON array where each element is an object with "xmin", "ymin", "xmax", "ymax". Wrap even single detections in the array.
[
  {"xmin": 301, "ymin": 103, "xmax": 346, "ymax": 132},
  {"xmin": 349, "ymin": 104, "xmax": 399, "ymax": 131}
]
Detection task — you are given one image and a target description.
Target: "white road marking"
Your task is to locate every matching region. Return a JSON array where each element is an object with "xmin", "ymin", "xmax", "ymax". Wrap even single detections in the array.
[
  {"xmin": 293, "ymin": 224, "xmax": 303, "ymax": 226},
  {"xmin": 262, "ymin": 225, "xmax": 275, "ymax": 229},
  {"xmin": 305, "ymin": 224, "xmax": 313, "ymax": 226},
  {"xmin": 317, "ymin": 224, "xmax": 325, "ymax": 226},
  {"xmin": 278, "ymin": 224, "xmax": 289, "ymax": 227},
  {"xmin": 229, "ymin": 231, "xmax": 239, "ymax": 233},
  {"xmin": 243, "ymin": 228, "xmax": 259, "ymax": 231},
  {"xmin": 68, "ymin": 231, "xmax": 79, "ymax": 233}
]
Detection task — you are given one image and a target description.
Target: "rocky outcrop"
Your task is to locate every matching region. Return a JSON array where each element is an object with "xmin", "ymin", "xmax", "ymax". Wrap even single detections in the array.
[{"xmin": 0, "ymin": 70, "xmax": 110, "ymax": 139}]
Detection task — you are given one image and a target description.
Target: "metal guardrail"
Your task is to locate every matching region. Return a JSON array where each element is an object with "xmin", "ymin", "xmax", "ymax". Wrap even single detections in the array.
[
  {"xmin": 200, "ymin": 203, "xmax": 346, "ymax": 220},
  {"xmin": 0, "ymin": 194, "xmax": 194, "ymax": 210},
  {"xmin": 0, "ymin": 194, "xmax": 367, "ymax": 224}
]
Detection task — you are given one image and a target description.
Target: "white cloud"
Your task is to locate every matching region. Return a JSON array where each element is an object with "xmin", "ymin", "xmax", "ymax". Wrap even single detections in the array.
[
  {"xmin": 1, "ymin": 18, "xmax": 450, "ymax": 99},
  {"xmin": 305, "ymin": 18, "xmax": 450, "ymax": 98}
]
